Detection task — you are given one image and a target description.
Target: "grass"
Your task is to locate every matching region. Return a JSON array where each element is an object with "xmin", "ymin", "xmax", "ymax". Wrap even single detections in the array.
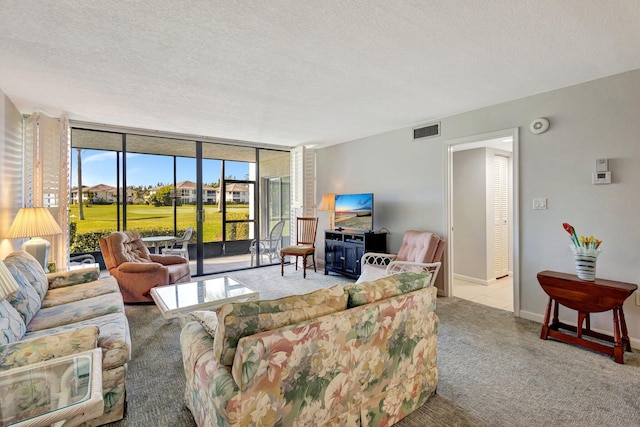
[{"xmin": 70, "ymin": 203, "xmax": 250, "ymax": 242}]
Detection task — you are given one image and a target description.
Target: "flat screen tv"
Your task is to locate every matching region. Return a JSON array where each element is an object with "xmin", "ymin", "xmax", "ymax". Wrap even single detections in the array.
[{"xmin": 334, "ymin": 193, "xmax": 374, "ymax": 231}]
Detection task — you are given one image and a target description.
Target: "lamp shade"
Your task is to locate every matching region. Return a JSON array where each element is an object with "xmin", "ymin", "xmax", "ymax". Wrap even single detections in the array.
[
  {"xmin": 318, "ymin": 193, "xmax": 335, "ymax": 212},
  {"xmin": 0, "ymin": 260, "xmax": 20, "ymax": 301},
  {"xmin": 6, "ymin": 207, "xmax": 63, "ymax": 238},
  {"xmin": 6, "ymin": 207, "xmax": 62, "ymax": 272}
]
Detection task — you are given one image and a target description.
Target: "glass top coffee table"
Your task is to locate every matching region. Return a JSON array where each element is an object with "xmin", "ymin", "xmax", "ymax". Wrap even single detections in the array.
[
  {"xmin": 0, "ymin": 348, "xmax": 103, "ymax": 427},
  {"xmin": 150, "ymin": 276, "xmax": 259, "ymax": 322}
]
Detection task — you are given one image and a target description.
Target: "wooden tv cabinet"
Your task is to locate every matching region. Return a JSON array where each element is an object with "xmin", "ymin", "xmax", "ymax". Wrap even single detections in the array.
[{"xmin": 324, "ymin": 230, "xmax": 386, "ymax": 279}]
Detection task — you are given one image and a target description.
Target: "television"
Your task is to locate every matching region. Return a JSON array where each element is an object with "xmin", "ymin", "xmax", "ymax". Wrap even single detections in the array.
[{"xmin": 334, "ymin": 193, "xmax": 374, "ymax": 232}]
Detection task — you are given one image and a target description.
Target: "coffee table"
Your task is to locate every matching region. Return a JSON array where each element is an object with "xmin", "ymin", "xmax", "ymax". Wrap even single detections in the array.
[
  {"xmin": 150, "ymin": 276, "xmax": 259, "ymax": 322},
  {"xmin": 0, "ymin": 348, "xmax": 103, "ymax": 427}
]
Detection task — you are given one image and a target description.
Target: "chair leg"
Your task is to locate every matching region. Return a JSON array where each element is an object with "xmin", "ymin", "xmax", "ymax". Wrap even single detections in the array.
[
  {"xmin": 303, "ymin": 256, "xmax": 307, "ymax": 279},
  {"xmin": 281, "ymin": 256, "xmax": 285, "ymax": 276},
  {"xmin": 295, "ymin": 256, "xmax": 298, "ymax": 271},
  {"xmin": 312, "ymin": 253, "xmax": 316, "ymax": 272}
]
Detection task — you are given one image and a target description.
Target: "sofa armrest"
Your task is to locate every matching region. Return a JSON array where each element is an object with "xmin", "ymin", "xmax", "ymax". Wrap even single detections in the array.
[
  {"xmin": 0, "ymin": 326, "xmax": 99, "ymax": 371},
  {"xmin": 386, "ymin": 261, "xmax": 441, "ymax": 286},
  {"xmin": 361, "ymin": 252, "xmax": 397, "ymax": 266},
  {"xmin": 47, "ymin": 267, "xmax": 100, "ymax": 289},
  {"xmin": 149, "ymin": 254, "xmax": 187, "ymax": 265},
  {"xmin": 117, "ymin": 262, "xmax": 164, "ymax": 273}
]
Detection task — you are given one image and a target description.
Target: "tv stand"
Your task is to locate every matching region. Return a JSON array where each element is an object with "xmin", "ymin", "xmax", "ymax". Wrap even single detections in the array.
[{"xmin": 324, "ymin": 230, "xmax": 386, "ymax": 279}]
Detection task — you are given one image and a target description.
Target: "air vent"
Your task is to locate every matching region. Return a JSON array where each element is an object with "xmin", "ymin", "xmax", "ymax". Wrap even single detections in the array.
[{"xmin": 413, "ymin": 122, "xmax": 440, "ymax": 140}]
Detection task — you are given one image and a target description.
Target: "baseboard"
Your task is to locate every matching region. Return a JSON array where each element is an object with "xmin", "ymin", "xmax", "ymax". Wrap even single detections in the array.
[
  {"xmin": 519, "ymin": 310, "xmax": 639, "ymax": 350},
  {"xmin": 453, "ymin": 273, "xmax": 492, "ymax": 286}
]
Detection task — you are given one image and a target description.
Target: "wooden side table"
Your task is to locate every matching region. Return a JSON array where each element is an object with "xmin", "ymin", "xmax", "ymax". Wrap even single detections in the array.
[{"xmin": 537, "ymin": 270, "xmax": 637, "ymax": 364}]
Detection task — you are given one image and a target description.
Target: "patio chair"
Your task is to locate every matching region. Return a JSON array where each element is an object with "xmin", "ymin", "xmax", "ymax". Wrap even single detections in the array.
[
  {"xmin": 250, "ymin": 220, "xmax": 286, "ymax": 266},
  {"xmin": 162, "ymin": 226, "xmax": 194, "ymax": 261},
  {"xmin": 357, "ymin": 230, "xmax": 445, "ymax": 286},
  {"xmin": 280, "ymin": 217, "xmax": 318, "ymax": 278}
]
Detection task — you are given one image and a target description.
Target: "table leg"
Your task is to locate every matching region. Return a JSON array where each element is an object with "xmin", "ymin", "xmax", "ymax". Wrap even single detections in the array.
[
  {"xmin": 612, "ymin": 308, "xmax": 624, "ymax": 364},
  {"xmin": 552, "ymin": 300, "xmax": 559, "ymax": 326},
  {"xmin": 577, "ymin": 312, "xmax": 586, "ymax": 338},
  {"xmin": 540, "ymin": 297, "xmax": 552, "ymax": 339},
  {"xmin": 618, "ymin": 306, "xmax": 632, "ymax": 351}
]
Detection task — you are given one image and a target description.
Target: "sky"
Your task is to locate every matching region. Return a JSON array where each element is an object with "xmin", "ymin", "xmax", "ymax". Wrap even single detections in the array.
[{"xmin": 71, "ymin": 150, "xmax": 250, "ymax": 188}]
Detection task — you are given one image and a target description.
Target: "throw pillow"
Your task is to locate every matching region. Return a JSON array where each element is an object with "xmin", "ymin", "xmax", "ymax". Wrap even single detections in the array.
[
  {"xmin": 214, "ymin": 284, "xmax": 347, "ymax": 365},
  {"xmin": 0, "ymin": 300, "xmax": 26, "ymax": 344},
  {"xmin": 344, "ymin": 270, "xmax": 431, "ymax": 308},
  {"xmin": 3, "ymin": 251, "xmax": 48, "ymax": 300},
  {"xmin": 187, "ymin": 311, "xmax": 218, "ymax": 336},
  {"xmin": 5, "ymin": 265, "xmax": 42, "ymax": 325}
]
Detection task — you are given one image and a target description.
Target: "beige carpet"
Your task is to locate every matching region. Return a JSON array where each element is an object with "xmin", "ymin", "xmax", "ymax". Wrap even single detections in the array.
[{"xmin": 107, "ymin": 266, "xmax": 640, "ymax": 426}]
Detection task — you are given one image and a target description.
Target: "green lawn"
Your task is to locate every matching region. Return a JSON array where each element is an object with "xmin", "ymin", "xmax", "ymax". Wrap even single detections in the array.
[{"xmin": 69, "ymin": 204, "xmax": 250, "ymax": 248}]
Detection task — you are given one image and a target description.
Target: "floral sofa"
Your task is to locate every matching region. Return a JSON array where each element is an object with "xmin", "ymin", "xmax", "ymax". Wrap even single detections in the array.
[
  {"xmin": 0, "ymin": 251, "xmax": 131, "ymax": 426},
  {"xmin": 180, "ymin": 270, "xmax": 438, "ymax": 426}
]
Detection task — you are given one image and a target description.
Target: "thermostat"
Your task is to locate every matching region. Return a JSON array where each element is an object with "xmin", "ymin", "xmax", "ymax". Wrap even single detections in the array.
[
  {"xmin": 595, "ymin": 158, "xmax": 608, "ymax": 172},
  {"xmin": 592, "ymin": 171, "xmax": 611, "ymax": 185}
]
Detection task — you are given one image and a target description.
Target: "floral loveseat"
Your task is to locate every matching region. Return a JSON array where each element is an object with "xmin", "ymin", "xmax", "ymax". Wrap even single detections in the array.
[
  {"xmin": 0, "ymin": 251, "xmax": 131, "ymax": 426},
  {"xmin": 181, "ymin": 270, "xmax": 438, "ymax": 426}
]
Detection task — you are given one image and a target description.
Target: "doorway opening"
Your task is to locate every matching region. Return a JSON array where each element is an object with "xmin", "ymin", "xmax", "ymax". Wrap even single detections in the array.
[{"xmin": 445, "ymin": 129, "xmax": 519, "ymax": 315}]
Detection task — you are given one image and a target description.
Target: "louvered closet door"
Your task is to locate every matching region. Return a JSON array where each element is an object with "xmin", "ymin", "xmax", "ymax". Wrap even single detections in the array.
[{"xmin": 492, "ymin": 155, "xmax": 509, "ymax": 279}]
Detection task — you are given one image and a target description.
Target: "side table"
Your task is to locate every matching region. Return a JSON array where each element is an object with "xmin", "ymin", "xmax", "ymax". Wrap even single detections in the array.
[
  {"xmin": 0, "ymin": 348, "xmax": 103, "ymax": 427},
  {"xmin": 537, "ymin": 270, "xmax": 637, "ymax": 364}
]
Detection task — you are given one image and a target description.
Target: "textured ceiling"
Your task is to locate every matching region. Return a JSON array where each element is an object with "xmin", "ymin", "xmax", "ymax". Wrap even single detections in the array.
[{"xmin": 1, "ymin": 1, "xmax": 639, "ymax": 148}]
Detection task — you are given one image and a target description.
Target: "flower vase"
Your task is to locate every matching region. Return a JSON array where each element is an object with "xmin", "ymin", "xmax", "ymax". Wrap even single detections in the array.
[{"xmin": 570, "ymin": 246, "xmax": 600, "ymax": 281}]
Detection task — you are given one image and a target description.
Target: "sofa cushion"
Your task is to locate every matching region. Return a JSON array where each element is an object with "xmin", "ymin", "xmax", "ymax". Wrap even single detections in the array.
[
  {"xmin": 344, "ymin": 270, "xmax": 431, "ymax": 308},
  {"xmin": 5, "ymin": 265, "xmax": 41, "ymax": 324},
  {"xmin": 0, "ymin": 325, "xmax": 99, "ymax": 370},
  {"xmin": 47, "ymin": 266, "xmax": 100, "ymax": 289},
  {"xmin": 214, "ymin": 284, "xmax": 347, "ymax": 365},
  {"xmin": 24, "ymin": 312, "xmax": 131, "ymax": 371},
  {"xmin": 3, "ymin": 251, "xmax": 48, "ymax": 300},
  {"xmin": 41, "ymin": 276, "xmax": 119, "ymax": 309},
  {"xmin": 26, "ymin": 292, "xmax": 124, "ymax": 333},
  {"xmin": 0, "ymin": 300, "xmax": 26, "ymax": 344}
]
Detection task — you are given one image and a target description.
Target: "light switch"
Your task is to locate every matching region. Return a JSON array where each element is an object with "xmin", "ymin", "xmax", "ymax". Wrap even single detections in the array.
[{"xmin": 532, "ymin": 198, "xmax": 547, "ymax": 210}]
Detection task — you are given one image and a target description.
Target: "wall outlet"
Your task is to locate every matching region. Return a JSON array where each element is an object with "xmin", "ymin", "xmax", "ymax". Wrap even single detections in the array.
[
  {"xmin": 532, "ymin": 198, "xmax": 547, "ymax": 210},
  {"xmin": 636, "ymin": 291, "xmax": 640, "ymax": 306}
]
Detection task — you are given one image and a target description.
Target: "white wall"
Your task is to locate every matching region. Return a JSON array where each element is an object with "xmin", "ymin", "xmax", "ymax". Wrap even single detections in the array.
[
  {"xmin": 317, "ymin": 69, "xmax": 640, "ymax": 347},
  {"xmin": 0, "ymin": 90, "xmax": 23, "ymax": 258}
]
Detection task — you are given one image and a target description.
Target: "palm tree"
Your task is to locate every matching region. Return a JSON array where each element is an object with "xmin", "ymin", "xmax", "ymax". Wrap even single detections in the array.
[{"xmin": 77, "ymin": 149, "xmax": 84, "ymax": 220}]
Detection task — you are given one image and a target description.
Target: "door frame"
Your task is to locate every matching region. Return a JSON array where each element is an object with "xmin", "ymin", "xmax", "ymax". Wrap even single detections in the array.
[{"xmin": 444, "ymin": 128, "xmax": 520, "ymax": 316}]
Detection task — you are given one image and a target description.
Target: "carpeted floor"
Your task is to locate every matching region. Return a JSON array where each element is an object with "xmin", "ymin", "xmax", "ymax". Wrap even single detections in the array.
[{"xmin": 107, "ymin": 266, "xmax": 640, "ymax": 426}]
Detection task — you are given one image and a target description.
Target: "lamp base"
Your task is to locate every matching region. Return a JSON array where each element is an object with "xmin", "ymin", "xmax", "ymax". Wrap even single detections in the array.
[{"xmin": 22, "ymin": 237, "xmax": 51, "ymax": 273}]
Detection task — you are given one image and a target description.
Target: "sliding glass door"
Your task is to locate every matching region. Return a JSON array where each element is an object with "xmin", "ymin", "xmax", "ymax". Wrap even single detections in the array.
[{"xmin": 71, "ymin": 127, "xmax": 289, "ymax": 276}]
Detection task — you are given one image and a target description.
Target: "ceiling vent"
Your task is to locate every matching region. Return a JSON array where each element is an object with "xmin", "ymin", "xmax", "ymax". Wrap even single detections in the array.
[{"xmin": 413, "ymin": 122, "xmax": 440, "ymax": 140}]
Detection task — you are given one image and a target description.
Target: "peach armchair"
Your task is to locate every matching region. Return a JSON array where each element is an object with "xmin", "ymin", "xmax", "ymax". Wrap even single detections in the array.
[
  {"xmin": 357, "ymin": 230, "xmax": 446, "ymax": 286},
  {"xmin": 99, "ymin": 230, "xmax": 191, "ymax": 303}
]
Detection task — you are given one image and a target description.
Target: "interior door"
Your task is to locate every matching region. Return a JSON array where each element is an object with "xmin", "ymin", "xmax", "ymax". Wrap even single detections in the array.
[{"xmin": 492, "ymin": 155, "xmax": 509, "ymax": 279}]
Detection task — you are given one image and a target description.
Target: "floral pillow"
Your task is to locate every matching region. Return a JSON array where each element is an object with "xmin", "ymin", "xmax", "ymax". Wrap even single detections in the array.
[
  {"xmin": 3, "ymin": 251, "xmax": 48, "ymax": 300},
  {"xmin": 344, "ymin": 270, "xmax": 431, "ymax": 308},
  {"xmin": 5, "ymin": 265, "xmax": 41, "ymax": 325},
  {"xmin": 214, "ymin": 284, "xmax": 348, "ymax": 365},
  {"xmin": 187, "ymin": 310, "xmax": 218, "ymax": 336},
  {"xmin": 0, "ymin": 300, "xmax": 26, "ymax": 345}
]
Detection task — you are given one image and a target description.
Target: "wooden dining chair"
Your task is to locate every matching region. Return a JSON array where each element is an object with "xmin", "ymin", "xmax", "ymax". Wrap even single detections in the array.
[{"xmin": 280, "ymin": 217, "xmax": 319, "ymax": 278}]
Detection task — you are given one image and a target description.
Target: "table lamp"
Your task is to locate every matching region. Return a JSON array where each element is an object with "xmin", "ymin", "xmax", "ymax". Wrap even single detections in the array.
[
  {"xmin": 318, "ymin": 193, "xmax": 336, "ymax": 230},
  {"xmin": 6, "ymin": 207, "xmax": 63, "ymax": 272},
  {"xmin": 0, "ymin": 259, "xmax": 20, "ymax": 300}
]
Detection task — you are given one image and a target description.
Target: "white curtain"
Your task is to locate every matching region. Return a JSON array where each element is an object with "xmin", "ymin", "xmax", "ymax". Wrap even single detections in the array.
[{"xmin": 23, "ymin": 113, "xmax": 69, "ymax": 270}]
